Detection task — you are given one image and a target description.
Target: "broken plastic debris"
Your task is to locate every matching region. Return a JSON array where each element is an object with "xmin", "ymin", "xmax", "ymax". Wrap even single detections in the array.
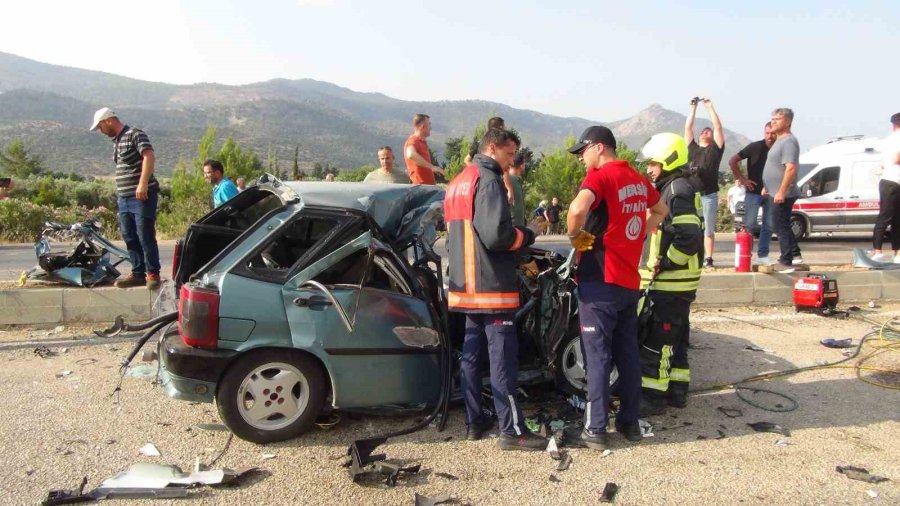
[
  {"xmin": 567, "ymin": 395, "xmax": 586, "ymax": 411},
  {"xmin": 556, "ymin": 452, "xmax": 572, "ymax": 472},
  {"xmin": 775, "ymin": 439, "xmax": 791, "ymax": 447},
  {"xmin": 820, "ymin": 338, "xmax": 853, "ymax": 349},
  {"xmin": 748, "ymin": 422, "xmax": 791, "ymax": 437},
  {"xmin": 601, "ymin": 449, "xmax": 612, "ymax": 458},
  {"xmin": 139, "ymin": 443, "xmax": 161, "ymax": 457},
  {"xmin": 743, "ymin": 344, "xmax": 773, "ymax": 353},
  {"xmin": 717, "ymin": 406, "xmax": 743, "ymax": 418},
  {"xmin": 836, "ymin": 465, "xmax": 889, "ymax": 484},
  {"xmin": 414, "ymin": 493, "xmax": 453, "ymax": 506},
  {"xmin": 545, "ymin": 437, "xmax": 559, "ymax": 454},
  {"xmin": 126, "ymin": 364, "xmax": 157, "ymax": 378},
  {"xmin": 435, "ymin": 472, "xmax": 458, "ymax": 481},
  {"xmin": 55, "ymin": 370, "xmax": 72, "ymax": 378},
  {"xmin": 638, "ymin": 419, "xmax": 655, "ymax": 438},
  {"xmin": 867, "ymin": 490, "xmax": 878, "ymax": 498},
  {"xmin": 600, "ymin": 482, "xmax": 619, "ymax": 503},
  {"xmin": 34, "ymin": 346, "xmax": 56, "ymax": 359},
  {"xmin": 53, "ymin": 325, "xmax": 65, "ymax": 334},
  {"xmin": 525, "ymin": 418, "xmax": 541, "ymax": 433},
  {"xmin": 549, "ymin": 420, "xmax": 566, "ymax": 432},
  {"xmin": 868, "ymin": 300, "xmax": 877, "ymax": 308},
  {"xmin": 549, "ymin": 474, "xmax": 561, "ymax": 483},
  {"xmin": 260, "ymin": 454, "xmax": 276, "ymax": 460}
]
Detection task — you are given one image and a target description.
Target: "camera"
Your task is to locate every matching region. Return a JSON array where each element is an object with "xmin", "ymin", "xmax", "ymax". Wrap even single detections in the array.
[{"xmin": 690, "ymin": 96, "xmax": 702, "ymax": 106}]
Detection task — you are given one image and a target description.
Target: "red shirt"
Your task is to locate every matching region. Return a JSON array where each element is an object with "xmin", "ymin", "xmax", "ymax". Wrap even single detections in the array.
[
  {"xmin": 577, "ymin": 160, "xmax": 660, "ymax": 290},
  {"xmin": 404, "ymin": 134, "xmax": 435, "ymax": 185}
]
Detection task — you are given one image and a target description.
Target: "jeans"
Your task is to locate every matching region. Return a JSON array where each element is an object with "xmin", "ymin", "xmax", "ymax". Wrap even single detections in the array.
[
  {"xmin": 118, "ymin": 192, "xmax": 160, "ymax": 277},
  {"xmin": 873, "ymin": 179, "xmax": 900, "ymax": 251},
  {"xmin": 700, "ymin": 193, "xmax": 718, "ymax": 238},
  {"xmin": 576, "ymin": 281, "xmax": 641, "ymax": 432},
  {"xmin": 742, "ymin": 192, "xmax": 772, "ymax": 257},
  {"xmin": 769, "ymin": 195, "xmax": 800, "ymax": 265}
]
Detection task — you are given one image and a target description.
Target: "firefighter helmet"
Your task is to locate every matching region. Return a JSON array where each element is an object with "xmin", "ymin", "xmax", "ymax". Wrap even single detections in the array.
[{"xmin": 640, "ymin": 133, "xmax": 688, "ymax": 172}]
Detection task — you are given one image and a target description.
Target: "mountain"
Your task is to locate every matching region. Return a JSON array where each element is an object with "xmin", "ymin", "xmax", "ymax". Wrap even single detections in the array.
[{"xmin": 0, "ymin": 52, "xmax": 751, "ymax": 177}]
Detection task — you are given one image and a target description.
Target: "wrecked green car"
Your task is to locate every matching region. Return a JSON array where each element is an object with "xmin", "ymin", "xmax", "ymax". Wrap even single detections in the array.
[{"xmin": 158, "ymin": 177, "xmax": 585, "ymax": 443}]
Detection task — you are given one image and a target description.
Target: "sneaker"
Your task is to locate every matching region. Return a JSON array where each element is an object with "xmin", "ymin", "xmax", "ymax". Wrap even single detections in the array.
[
  {"xmin": 580, "ymin": 429, "xmax": 610, "ymax": 450},
  {"xmin": 639, "ymin": 395, "xmax": 667, "ymax": 417},
  {"xmin": 792, "ymin": 257, "xmax": 804, "ymax": 265},
  {"xmin": 894, "ymin": 256, "xmax": 900, "ymax": 264},
  {"xmin": 774, "ymin": 262, "xmax": 795, "ymax": 274},
  {"xmin": 146, "ymin": 273, "xmax": 161, "ymax": 290},
  {"xmin": 497, "ymin": 431, "xmax": 548, "ymax": 452},
  {"xmin": 613, "ymin": 420, "xmax": 643, "ymax": 442},
  {"xmin": 871, "ymin": 253, "xmax": 885, "ymax": 262},
  {"xmin": 115, "ymin": 275, "xmax": 146, "ymax": 288},
  {"xmin": 667, "ymin": 390, "xmax": 688, "ymax": 408},
  {"xmin": 466, "ymin": 418, "xmax": 494, "ymax": 441},
  {"xmin": 754, "ymin": 255, "xmax": 775, "ymax": 267},
  {"xmin": 704, "ymin": 257, "xmax": 714, "ymax": 268}
]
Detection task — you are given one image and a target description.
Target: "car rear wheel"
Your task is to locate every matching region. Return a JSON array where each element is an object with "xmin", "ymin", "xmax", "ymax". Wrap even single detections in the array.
[
  {"xmin": 216, "ymin": 349, "xmax": 326, "ymax": 443},
  {"xmin": 790, "ymin": 214, "xmax": 807, "ymax": 241},
  {"xmin": 554, "ymin": 331, "xmax": 619, "ymax": 397}
]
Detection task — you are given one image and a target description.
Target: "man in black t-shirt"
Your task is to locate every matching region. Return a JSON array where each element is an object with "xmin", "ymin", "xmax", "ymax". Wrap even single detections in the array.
[
  {"xmin": 729, "ymin": 122, "xmax": 777, "ymax": 265},
  {"xmin": 685, "ymin": 97, "xmax": 725, "ymax": 268},
  {"xmin": 544, "ymin": 197, "xmax": 562, "ymax": 234}
]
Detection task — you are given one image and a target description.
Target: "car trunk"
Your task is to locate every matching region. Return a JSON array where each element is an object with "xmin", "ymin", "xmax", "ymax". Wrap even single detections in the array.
[{"xmin": 173, "ymin": 183, "xmax": 297, "ymax": 290}]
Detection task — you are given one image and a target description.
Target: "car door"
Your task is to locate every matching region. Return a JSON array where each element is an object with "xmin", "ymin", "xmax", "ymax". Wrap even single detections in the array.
[
  {"xmin": 281, "ymin": 232, "xmax": 441, "ymax": 410},
  {"xmin": 844, "ymin": 160, "xmax": 882, "ymax": 232},
  {"xmin": 795, "ymin": 165, "xmax": 844, "ymax": 232}
]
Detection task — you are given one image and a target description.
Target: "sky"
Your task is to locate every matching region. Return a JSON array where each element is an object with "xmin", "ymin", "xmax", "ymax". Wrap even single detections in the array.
[{"xmin": 2, "ymin": 0, "xmax": 897, "ymax": 146}]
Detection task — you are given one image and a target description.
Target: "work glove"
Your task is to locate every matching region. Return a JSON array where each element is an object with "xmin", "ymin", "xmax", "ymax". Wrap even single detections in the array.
[{"xmin": 568, "ymin": 229, "xmax": 596, "ymax": 252}]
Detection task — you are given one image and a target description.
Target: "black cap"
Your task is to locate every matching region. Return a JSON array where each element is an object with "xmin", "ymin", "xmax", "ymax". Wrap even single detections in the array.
[{"xmin": 569, "ymin": 125, "xmax": 617, "ymax": 154}]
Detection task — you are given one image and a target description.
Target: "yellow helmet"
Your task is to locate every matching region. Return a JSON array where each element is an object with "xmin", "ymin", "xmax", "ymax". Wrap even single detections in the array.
[{"xmin": 640, "ymin": 133, "xmax": 688, "ymax": 172}]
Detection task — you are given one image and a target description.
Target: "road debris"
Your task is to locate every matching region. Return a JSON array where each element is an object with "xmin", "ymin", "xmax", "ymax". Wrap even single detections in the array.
[
  {"xmin": 867, "ymin": 490, "xmax": 878, "ymax": 498},
  {"xmin": 600, "ymin": 482, "xmax": 619, "ymax": 503},
  {"xmin": 55, "ymin": 370, "xmax": 72, "ymax": 378},
  {"xmin": 747, "ymin": 422, "xmax": 791, "ymax": 437},
  {"xmin": 638, "ymin": 419, "xmax": 655, "ymax": 438},
  {"xmin": 820, "ymin": 338, "xmax": 853, "ymax": 349},
  {"xmin": 717, "ymin": 407, "xmax": 743, "ymax": 418},
  {"xmin": 196, "ymin": 423, "xmax": 228, "ymax": 432},
  {"xmin": 549, "ymin": 474, "xmax": 561, "ymax": 483},
  {"xmin": 34, "ymin": 346, "xmax": 56, "ymax": 358},
  {"xmin": 260, "ymin": 453, "xmax": 277, "ymax": 460},
  {"xmin": 836, "ymin": 465, "xmax": 889, "ymax": 483},
  {"xmin": 414, "ymin": 493, "xmax": 454, "ymax": 506},
  {"xmin": 743, "ymin": 344, "xmax": 774, "ymax": 353},
  {"xmin": 434, "ymin": 472, "xmax": 458, "ymax": 481},
  {"xmin": 775, "ymin": 439, "xmax": 791, "ymax": 447},
  {"xmin": 556, "ymin": 453, "xmax": 572, "ymax": 472},
  {"xmin": 138, "ymin": 443, "xmax": 160, "ymax": 457}
]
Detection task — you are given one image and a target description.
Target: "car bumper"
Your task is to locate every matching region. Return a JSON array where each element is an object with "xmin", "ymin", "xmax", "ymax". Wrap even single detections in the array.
[{"xmin": 159, "ymin": 332, "xmax": 238, "ymax": 404}]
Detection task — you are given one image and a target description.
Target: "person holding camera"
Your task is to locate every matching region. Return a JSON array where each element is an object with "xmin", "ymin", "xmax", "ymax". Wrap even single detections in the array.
[{"xmin": 685, "ymin": 97, "xmax": 725, "ymax": 268}]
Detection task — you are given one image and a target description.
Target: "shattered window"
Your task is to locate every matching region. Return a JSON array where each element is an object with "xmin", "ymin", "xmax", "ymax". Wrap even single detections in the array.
[
  {"xmin": 246, "ymin": 216, "xmax": 339, "ymax": 275},
  {"xmin": 314, "ymin": 250, "xmax": 412, "ymax": 296}
]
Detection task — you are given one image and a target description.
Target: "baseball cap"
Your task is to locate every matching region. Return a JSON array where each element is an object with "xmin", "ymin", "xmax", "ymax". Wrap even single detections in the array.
[
  {"xmin": 90, "ymin": 107, "xmax": 117, "ymax": 131},
  {"xmin": 568, "ymin": 125, "xmax": 617, "ymax": 154}
]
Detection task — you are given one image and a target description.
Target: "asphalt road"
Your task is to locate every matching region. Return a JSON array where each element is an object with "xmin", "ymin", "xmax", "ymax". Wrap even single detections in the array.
[{"xmin": 0, "ymin": 233, "xmax": 874, "ymax": 281}]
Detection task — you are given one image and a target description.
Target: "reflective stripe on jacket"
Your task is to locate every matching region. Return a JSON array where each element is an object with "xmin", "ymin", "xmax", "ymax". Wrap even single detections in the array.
[
  {"xmin": 444, "ymin": 155, "xmax": 534, "ymax": 313},
  {"xmin": 640, "ymin": 169, "xmax": 704, "ymax": 293}
]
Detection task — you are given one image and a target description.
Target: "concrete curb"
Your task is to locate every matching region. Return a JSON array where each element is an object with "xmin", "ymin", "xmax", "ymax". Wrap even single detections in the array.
[{"xmin": 1, "ymin": 269, "xmax": 896, "ymax": 326}]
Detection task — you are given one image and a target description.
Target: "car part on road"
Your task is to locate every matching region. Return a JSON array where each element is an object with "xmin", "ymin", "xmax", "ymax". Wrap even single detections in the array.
[
  {"xmin": 835, "ymin": 465, "xmax": 889, "ymax": 484},
  {"xmin": 853, "ymin": 248, "xmax": 900, "ymax": 269},
  {"xmin": 555, "ymin": 452, "xmax": 572, "ymax": 471},
  {"xmin": 747, "ymin": 422, "xmax": 791, "ymax": 437},
  {"xmin": 26, "ymin": 219, "xmax": 130, "ymax": 288},
  {"xmin": 600, "ymin": 482, "xmax": 619, "ymax": 503},
  {"xmin": 435, "ymin": 472, "xmax": 458, "ymax": 481},
  {"xmin": 34, "ymin": 346, "xmax": 56, "ymax": 358}
]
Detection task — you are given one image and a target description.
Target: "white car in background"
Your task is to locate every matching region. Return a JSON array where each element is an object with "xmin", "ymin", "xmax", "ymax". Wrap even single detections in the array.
[{"xmin": 790, "ymin": 135, "xmax": 884, "ymax": 240}]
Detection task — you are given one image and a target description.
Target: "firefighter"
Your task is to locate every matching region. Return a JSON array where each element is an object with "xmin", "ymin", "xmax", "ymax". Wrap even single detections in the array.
[
  {"xmin": 637, "ymin": 132, "xmax": 704, "ymax": 415},
  {"xmin": 566, "ymin": 126, "xmax": 668, "ymax": 449},
  {"xmin": 444, "ymin": 128, "xmax": 546, "ymax": 451}
]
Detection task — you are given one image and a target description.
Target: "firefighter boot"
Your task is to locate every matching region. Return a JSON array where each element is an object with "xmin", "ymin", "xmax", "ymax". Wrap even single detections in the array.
[{"xmin": 668, "ymin": 384, "xmax": 688, "ymax": 408}]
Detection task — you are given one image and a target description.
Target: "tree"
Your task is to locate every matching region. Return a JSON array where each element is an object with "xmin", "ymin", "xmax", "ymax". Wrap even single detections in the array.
[
  {"xmin": 444, "ymin": 136, "xmax": 466, "ymax": 180},
  {"xmin": 525, "ymin": 136, "xmax": 583, "ymax": 213},
  {"xmin": 0, "ymin": 139, "xmax": 44, "ymax": 178},
  {"xmin": 292, "ymin": 145, "xmax": 300, "ymax": 180},
  {"xmin": 312, "ymin": 162, "xmax": 324, "ymax": 180},
  {"xmin": 336, "ymin": 165, "xmax": 373, "ymax": 182}
]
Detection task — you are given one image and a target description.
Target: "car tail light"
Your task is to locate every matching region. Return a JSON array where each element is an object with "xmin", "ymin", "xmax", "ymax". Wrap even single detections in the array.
[
  {"xmin": 172, "ymin": 239, "xmax": 183, "ymax": 280},
  {"xmin": 178, "ymin": 284, "xmax": 220, "ymax": 349}
]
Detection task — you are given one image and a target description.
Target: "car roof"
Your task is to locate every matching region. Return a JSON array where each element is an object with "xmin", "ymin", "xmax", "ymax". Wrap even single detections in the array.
[{"xmin": 283, "ymin": 182, "xmax": 445, "ymax": 244}]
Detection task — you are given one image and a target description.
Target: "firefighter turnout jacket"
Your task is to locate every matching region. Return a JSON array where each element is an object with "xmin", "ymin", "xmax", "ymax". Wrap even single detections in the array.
[
  {"xmin": 640, "ymin": 168, "xmax": 704, "ymax": 294},
  {"xmin": 444, "ymin": 154, "xmax": 535, "ymax": 313}
]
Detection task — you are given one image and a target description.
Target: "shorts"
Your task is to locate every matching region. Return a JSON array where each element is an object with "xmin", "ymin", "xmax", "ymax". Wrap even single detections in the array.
[{"xmin": 700, "ymin": 193, "xmax": 718, "ymax": 237}]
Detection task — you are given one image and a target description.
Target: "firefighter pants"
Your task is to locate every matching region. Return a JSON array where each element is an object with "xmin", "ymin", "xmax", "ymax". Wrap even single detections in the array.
[
  {"xmin": 640, "ymin": 292, "xmax": 692, "ymax": 398},
  {"xmin": 460, "ymin": 312, "xmax": 528, "ymax": 436},
  {"xmin": 576, "ymin": 281, "xmax": 641, "ymax": 433}
]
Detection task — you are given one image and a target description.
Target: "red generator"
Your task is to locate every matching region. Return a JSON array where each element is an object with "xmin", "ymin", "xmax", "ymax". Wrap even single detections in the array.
[{"xmin": 793, "ymin": 274, "xmax": 839, "ymax": 312}]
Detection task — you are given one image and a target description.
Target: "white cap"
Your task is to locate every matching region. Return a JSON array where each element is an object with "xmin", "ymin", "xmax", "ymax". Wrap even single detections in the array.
[{"xmin": 90, "ymin": 107, "xmax": 117, "ymax": 131}]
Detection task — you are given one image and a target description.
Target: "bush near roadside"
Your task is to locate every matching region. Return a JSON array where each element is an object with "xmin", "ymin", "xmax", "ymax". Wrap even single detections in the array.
[{"xmin": 0, "ymin": 199, "xmax": 119, "ymax": 242}]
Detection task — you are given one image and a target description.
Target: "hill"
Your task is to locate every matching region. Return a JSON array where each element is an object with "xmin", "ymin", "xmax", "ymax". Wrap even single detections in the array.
[{"xmin": 0, "ymin": 51, "xmax": 752, "ymax": 177}]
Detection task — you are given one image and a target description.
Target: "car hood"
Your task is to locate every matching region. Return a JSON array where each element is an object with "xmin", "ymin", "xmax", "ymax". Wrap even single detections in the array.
[{"xmin": 283, "ymin": 182, "xmax": 445, "ymax": 246}]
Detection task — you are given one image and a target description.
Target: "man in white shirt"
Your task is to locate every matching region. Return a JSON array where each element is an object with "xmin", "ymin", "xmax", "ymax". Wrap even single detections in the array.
[
  {"xmin": 727, "ymin": 183, "xmax": 746, "ymax": 217},
  {"xmin": 872, "ymin": 112, "xmax": 900, "ymax": 262}
]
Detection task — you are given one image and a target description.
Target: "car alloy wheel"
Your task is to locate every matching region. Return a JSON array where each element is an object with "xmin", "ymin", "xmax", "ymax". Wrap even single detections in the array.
[
  {"xmin": 556, "ymin": 334, "xmax": 619, "ymax": 396},
  {"xmin": 217, "ymin": 349, "xmax": 326, "ymax": 443}
]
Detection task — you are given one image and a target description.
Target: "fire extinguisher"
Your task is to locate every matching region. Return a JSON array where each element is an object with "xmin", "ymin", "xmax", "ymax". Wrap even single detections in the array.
[{"xmin": 735, "ymin": 226, "xmax": 753, "ymax": 272}]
